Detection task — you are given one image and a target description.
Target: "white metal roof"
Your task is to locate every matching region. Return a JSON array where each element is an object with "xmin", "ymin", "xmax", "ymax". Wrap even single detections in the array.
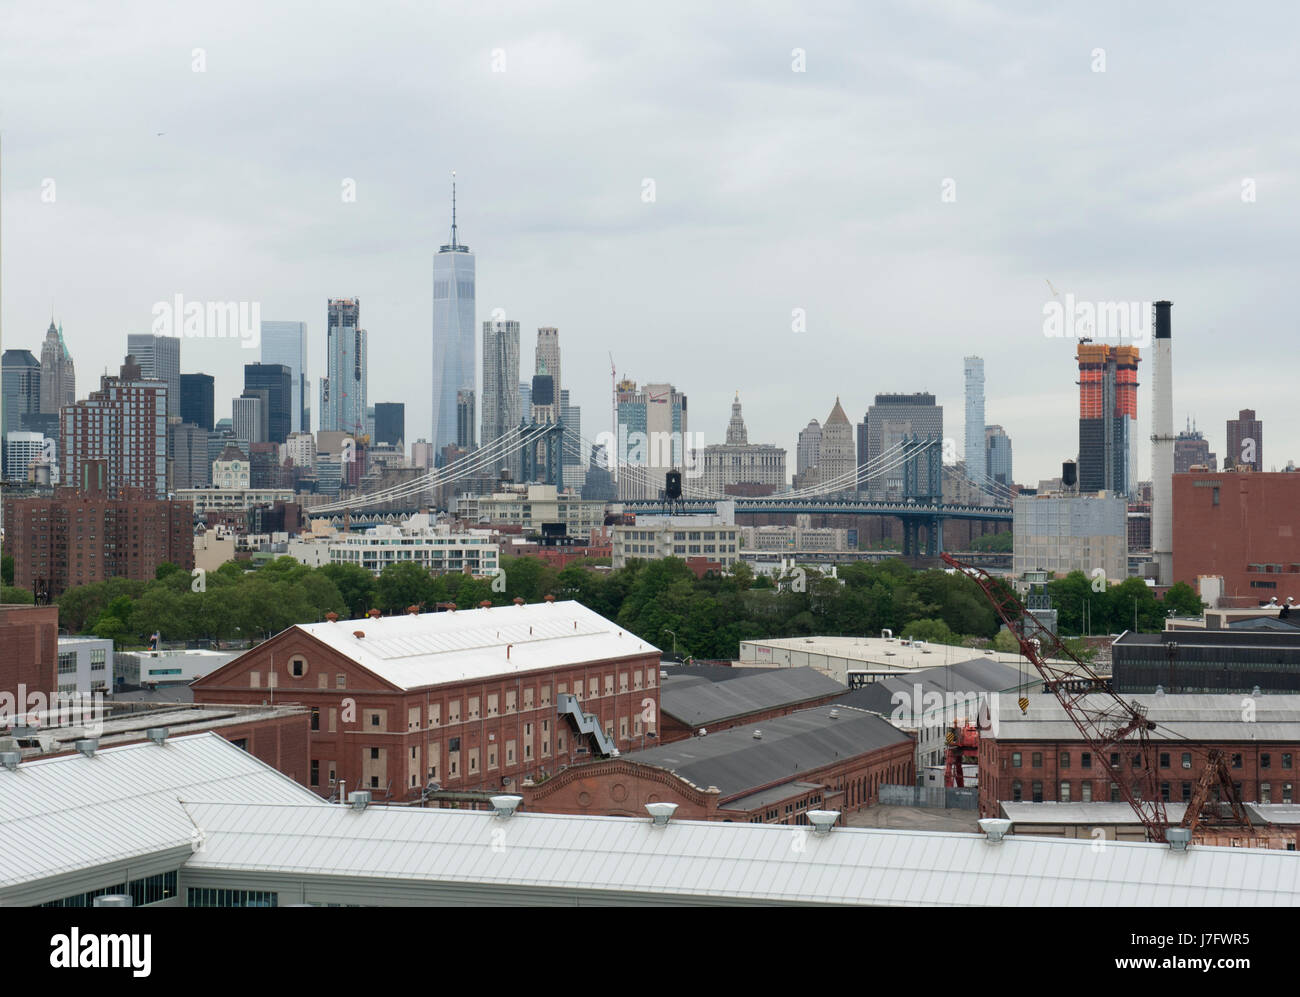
[
  {"xmin": 294, "ymin": 600, "xmax": 659, "ymax": 688},
  {"xmin": 182, "ymin": 801, "xmax": 1300, "ymax": 906},
  {"xmin": 1000, "ymin": 802, "xmax": 1191, "ymax": 825},
  {"xmin": 742, "ymin": 636, "xmax": 1078, "ymax": 673},
  {"xmin": 0, "ymin": 732, "xmax": 324, "ymax": 892}
]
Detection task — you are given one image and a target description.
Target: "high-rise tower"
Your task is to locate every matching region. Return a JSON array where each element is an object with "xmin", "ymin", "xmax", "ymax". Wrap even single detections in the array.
[
  {"xmin": 432, "ymin": 173, "xmax": 476, "ymax": 464},
  {"xmin": 39, "ymin": 321, "xmax": 76, "ymax": 415},
  {"xmin": 322, "ymin": 298, "xmax": 366, "ymax": 438},
  {"xmin": 1077, "ymin": 344, "xmax": 1140, "ymax": 496},
  {"xmin": 261, "ymin": 320, "xmax": 308, "ymax": 433},
  {"xmin": 481, "ymin": 319, "xmax": 520, "ymax": 476}
]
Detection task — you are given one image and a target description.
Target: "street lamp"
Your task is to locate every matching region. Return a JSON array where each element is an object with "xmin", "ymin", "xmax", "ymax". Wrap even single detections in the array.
[{"xmin": 664, "ymin": 629, "xmax": 678, "ymax": 657}]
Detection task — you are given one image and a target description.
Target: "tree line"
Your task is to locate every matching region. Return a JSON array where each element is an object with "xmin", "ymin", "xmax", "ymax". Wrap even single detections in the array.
[{"xmin": 50, "ymin": 555, "xmax": 1203, "ymax": 659}]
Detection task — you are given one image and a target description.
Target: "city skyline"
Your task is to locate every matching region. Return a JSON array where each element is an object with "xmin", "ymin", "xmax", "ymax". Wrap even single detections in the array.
[{"xmin": 2, "ymin": 5, "xmax": 1297, "ymax": 485}]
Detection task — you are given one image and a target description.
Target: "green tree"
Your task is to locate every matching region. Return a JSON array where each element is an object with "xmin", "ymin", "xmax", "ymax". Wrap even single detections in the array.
[
  {"xmin": 992, "ymin": 628, "xmax": 1020, "ymax": 653},
  {"xmin": 319, "ymin": 563, "xmax": 377, "ymax": 618},
  {"xmin": 376, "ymin": 562, "xmax": 434, "ymax": 613},
  {"xmin": 1162, "ymin": 581, "xmax": 1203, "ymax": 618}
]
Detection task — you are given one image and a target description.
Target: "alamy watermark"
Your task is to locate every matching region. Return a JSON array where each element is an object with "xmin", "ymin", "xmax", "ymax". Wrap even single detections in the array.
[
  {"xmin": 2, "ymin": 685, "xmax": 107, "ymax": 736},
  {"xmin": 1043, "ymin": 294, "xmax": 1151, "ymax": 347},
  {"xmin": 151, "ymin": 294, "xmax": 261, "ymax": 349}
]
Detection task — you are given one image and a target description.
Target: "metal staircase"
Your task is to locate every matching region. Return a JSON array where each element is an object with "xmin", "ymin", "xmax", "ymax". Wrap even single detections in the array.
[{"xmin": 557, "ymin": 694, "xmax": 619, "ymax": 757}]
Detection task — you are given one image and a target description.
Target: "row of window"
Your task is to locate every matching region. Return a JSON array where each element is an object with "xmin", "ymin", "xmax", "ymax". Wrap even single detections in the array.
[
  {"xmin": 41, "ymin": 871, "xmax": 177, "ymax": 908},
  {"xmin": 1011, "ymin": 750, "xmax": 1293, "ymax": 770},
  {"xmin": 187, "ymin": 888, "xmax": 277, "ymax": 907},
  {"xmin": 1011, "ymin": 780, "xmax": 1294, "ymax": 804}
]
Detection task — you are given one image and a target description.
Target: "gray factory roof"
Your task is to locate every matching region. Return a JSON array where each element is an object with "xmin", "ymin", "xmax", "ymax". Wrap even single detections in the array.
[
  {"xmin": 619, "ymin": 706, "xmax": 910, "ymax": 802},
  {"xmin": 989, "ymin": 692, "xmax": 1300, "ymax": 742},
  {"xmin": 833, "ymin": 658, "xmax": 1024, "ymax": 719},
  {"xmin": 660, "ymin": 667, "xmax": 844, "ymax": 727},
  {"xmin": 180, "ymin": 800, "xmax": 1300, "ymax": 906},
  {"xmin": 0, "ymin": 732, "xmax": 324, "ymax": 901}
]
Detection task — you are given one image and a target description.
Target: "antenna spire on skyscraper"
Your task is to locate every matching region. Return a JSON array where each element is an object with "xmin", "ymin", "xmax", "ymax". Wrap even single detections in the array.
[{"xmin": 450, "ymin": 170, "xmax": 459, "ymax": 249}]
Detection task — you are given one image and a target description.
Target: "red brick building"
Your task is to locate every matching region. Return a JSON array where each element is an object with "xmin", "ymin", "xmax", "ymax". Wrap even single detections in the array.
[
  {"xmin": 978, "ymin": 692, "xmax": 1300, "ymax": 817},
  {"xmin": 1173, "ymin": 470, "xmax": 1300, "ymax": 605},
  {"xmin": 0, "ymin": 605, "xmax": 59, "ymax": 701},
  {"xmin": 522, "ymin": 705, "xmax": 915, "ymax": 822},
  {"xmin": 3, "ymin": 461, "xmax": 193, "ymax": 598},
  {"xmin": 191, "ymin": 600, "xmax": 662, "ymax": 801}
]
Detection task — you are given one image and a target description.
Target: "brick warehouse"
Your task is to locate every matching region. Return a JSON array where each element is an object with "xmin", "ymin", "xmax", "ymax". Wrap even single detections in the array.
[
  {"xmin": 191, "ymin": 600, "xmax": 662, "ymax": 800},
  {"xmin": 977, "ymin": 692, "xmax": 1300, "ymax": 817},
  {"xmin": 3, "ymin": 460, "xmax": 193, "ymax": 598},
  {"xmin": 521, "ymin": 706, "xmax": 915, "ymax": 823}
]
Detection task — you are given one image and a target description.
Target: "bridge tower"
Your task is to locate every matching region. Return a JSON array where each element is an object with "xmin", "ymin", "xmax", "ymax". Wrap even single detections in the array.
[{"xmin": 901, "ymin": 435, "xmax": 943, "ymax": 556}]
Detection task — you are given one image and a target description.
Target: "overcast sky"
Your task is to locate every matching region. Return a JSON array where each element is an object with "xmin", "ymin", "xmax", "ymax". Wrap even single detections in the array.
[{"xmin": 2, "ymin": 0, "xmax": 1297, "ymax": 484}]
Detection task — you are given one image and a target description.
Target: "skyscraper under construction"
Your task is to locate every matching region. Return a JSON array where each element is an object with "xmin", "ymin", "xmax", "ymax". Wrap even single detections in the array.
[{"xmin": 1076, "ymin": 343, "xmax": 1139, "ymax": 496}]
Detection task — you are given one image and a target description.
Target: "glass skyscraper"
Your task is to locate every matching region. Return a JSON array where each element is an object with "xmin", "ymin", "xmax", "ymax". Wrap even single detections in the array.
[
  {"xmin": 261, "ymin": 320, "xmax": 308, "ymax": 433},
  {"xmin": 322, "ymin": 299, "xmax": 366, "ymax": 438},
  {"xmin": 432, "ymin": 177, "xmax": 476, "ymax": 464}
]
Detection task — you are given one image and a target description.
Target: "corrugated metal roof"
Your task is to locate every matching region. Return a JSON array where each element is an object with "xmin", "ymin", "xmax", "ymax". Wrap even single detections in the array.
[
  {"xmin": 834, "ymin": 659, "xmax": 1024, "ymax": 717},
  {"xmin": 0, "ymin": 732, "xmax": 324, "ymax": 891},
  {"xmin": 661, "ymin": 667, "xmax": 844, "ymax": 727},
  {"xmin": 990, "ymin": 692, "xmax": 1300, "ymax": 741},
  {"xmin": 182, "ymin": 801, "xmax": 1300, "ymax": 906},
  {"xmin": 292, "ymin": 601, "xmax": 659, "ymax": 688},
  {"xmin": 620, "ymin": 706, "xmax": 910, "ymax": 799}
]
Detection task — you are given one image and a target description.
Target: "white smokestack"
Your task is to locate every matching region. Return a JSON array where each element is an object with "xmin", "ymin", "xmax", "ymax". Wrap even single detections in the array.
[{"xmin": 1150, "ymin": 301, "xmax": 1174, "ymax": 583}]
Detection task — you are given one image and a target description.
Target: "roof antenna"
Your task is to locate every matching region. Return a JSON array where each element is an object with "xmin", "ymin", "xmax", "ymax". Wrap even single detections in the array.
[{"xmin": 450, "ymin": 170, "xmax": 459, "ymax": 249}]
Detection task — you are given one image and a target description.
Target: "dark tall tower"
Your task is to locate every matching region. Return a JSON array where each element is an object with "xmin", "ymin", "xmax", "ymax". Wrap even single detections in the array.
[
  {"xmin": 373, "ymin": 402, "xmax": 405, "ymax": 447},
  {"xmin": 243, "ymin": 363, "xmax": 292, "ymax": 444},
  {"xmin": 1077, "ymin": 344, "xmax": 1140, "ymax": 495},
  {"xmin": 180, "ymin": 373, "xmax": 215, "ymax": 431}
]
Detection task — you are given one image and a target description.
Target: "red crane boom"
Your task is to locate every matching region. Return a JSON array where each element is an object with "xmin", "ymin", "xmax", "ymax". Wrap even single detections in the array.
[{"xmin": 940, "ymin": 553, "xmax": 1172, "ymax": 840}]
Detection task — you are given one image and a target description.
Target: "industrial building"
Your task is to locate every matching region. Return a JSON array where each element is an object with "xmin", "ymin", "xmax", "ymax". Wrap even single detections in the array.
[
  {"xmin": 657, "ymin": 665, "xmax": 845, "ymax": 742},
  {"xmin": 521, "ymin": 704, "xmax": 915, "ymax": 823},
  {"xmin": 191, "ymin": 600, "xmax": 662, "ymax": 801},
  {"xmin": 1012, "ymin": 492, "xmax": 1127, "ymax": 581},
  {"xmin": 1113, "ymin": 628, "xmax": 1300, "ymax": 694},
  {"xmin": 976, "ymin": 692, "xmax": 1300, "ymax": 817},
  {"xmin": 4, "ymin": 732, "xmax": 1298, "ymax": 906},
  {"xmin": 999, "ymin": 801, "xmax": 1298, "ymax": 848}
]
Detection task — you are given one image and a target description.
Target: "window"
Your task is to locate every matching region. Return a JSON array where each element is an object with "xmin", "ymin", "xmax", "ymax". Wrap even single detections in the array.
[
  {"xmin": 1285, "ymin": 783, "xmax": 1294, "ymax": 804},
  {"xmin": 1059, "ymin": 781, "xmax": 1071, "ymax": 802},
  {"xmin": 1031, "ymin": 781, "xmax": 1043, "ymax": 803},
  {"xmin": 1031, "ymin": 752, "xmax": 1042, "ymax": 768},
  {"xmin": 1262, "ymin": 753, "xmax": 1271, "ymax": 769},
  {"xmin": 1159, "ymin": 752, "xmax": 1170, "ymax": 768},
  {"xmin": 1109, "ymin": 782, "xmax": 1120, "ymax": 803},
  {"xmin": 1132, "ymin": 754, "xmax": 1142, "ymax": 769},
  {"xmin": 311, "ymin": 707, "xmax": 320, "ymax": 732},
  {"xmin": 1161, "ymin": 782, "xmax": 1170, "ymax": 802},
  {"xmin": 449, "ymin": 737, "xmax": 460, "ymax": 752},
  {"xmin": 1060, "ymin": 752, "xmax": 1070, "ymax": 769},
  {"xmin": 1081, "ymin": 752, "xmax": 1092, "ymax": 770},
  {"xmin": 1232, "ymin": 753, "xmax": 1242, "ymax": 769},
  {"xmin": 1182, "ymin": 782, "xmax": 1192, "ymax": 802},
  {"xmin": 290, "ymin": 657, "xmax": 306, "ymax": 678},
  {"xmin": 336, "ymin": 673, "xmax": 346, "ymax": 689},
  {"xmin": 370, "ymin": 748, "xmax": 379, "ymax": 760},
  {"xmin": 1182, "ymin": 752, "xmax": 1192, "ymax": 770},
  {"xmin": 1110, "ymin": 752, "xmax": 1120, "ymax": 769},
  {"xmin": 1261, "ymin": 783, "xmax": 1271, "ymax": 803},
  {"xmin": 1081, "ymin": 781, "xmax": 1092, "ymax": 802},
  {"xmin": 310, "ymin": 760, "xmax": 319, "ymax": 786},
  {"xmin": 1011, "ymin": 780, "xmax": 1022, "ymax": 801},
  {"xmin": 1011, "ymin": 752, "xmax": 1022, "ymax": 768},
  {"xmin": 1284, "ymin": 754, "xmax": 1293, "ymax": 769}
]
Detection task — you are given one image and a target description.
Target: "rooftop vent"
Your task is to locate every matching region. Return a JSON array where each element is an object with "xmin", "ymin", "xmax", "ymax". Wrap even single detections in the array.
[
  {"xmin": 92, "ymin": 894, "xmax": 134, "ymax": 907},
  {"xmin": 325, "ymin": 611, "xmax": 339, "ymax": 622},
  {"xmin": 544, "ymin": 594, "xmax": 555, "ymax": 603},
  {"xmin": 752, "ymin": 729, "xmax": 763, "ymax": 740},
  {"xmin": 1252, "ymin": 685, "xmax": 1262, "ymax": 697},
  {"xmin": 807, "ymin": 810, "xmax": 840, "ymax": 835},
  {"xmin": 513, "ymin": 597, "xmax": 525, "ymax": 606},
  {"xmin": 406, "ymin": 605, "xmax": 420, "ymax": 615},
  {"xmin": 0, "ymin": 752, "xmax": 19, "ymax": 772},
  {"xmin": 978, "ymin": 818, "xmax": 1012, "ymax": 843},
  {"xmin": 1166, "ymin": 827, "xmax": 1193, "ymax": 851},
  {"xmin": 368, "ymin": 608, "xmax": 381, "ymax": 619},
  {"xmin": 353, "ymin": 630, "xmax": 366, "ymax": 639},
  {"xmin": 348, "ymin": 790, "xmax": 372, "ymax": 810},
  {"xmin": 881, "ymin": 629, "xmax": 893, "ymax": 639},
  {"xmin": 490, "ymin": 794, "xmax": 522, "ymax": 818},
  {"xmin": 146, "ymin": 727, "xmax": 169, "ymax": 745},
  {"xmin": 828, "ymin": 709, "xmax": 840, "ymax": 719},
  {"xmin": 645, "ymin": 802, "xmax": 678, "ymax": 827},
  {"xmin": 479, "ymin": 600, "xmax": 492, "ymax": 608},
  {"xmin": 76, "ymin": 738, "xmax": 98, "ymax": 758}
]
